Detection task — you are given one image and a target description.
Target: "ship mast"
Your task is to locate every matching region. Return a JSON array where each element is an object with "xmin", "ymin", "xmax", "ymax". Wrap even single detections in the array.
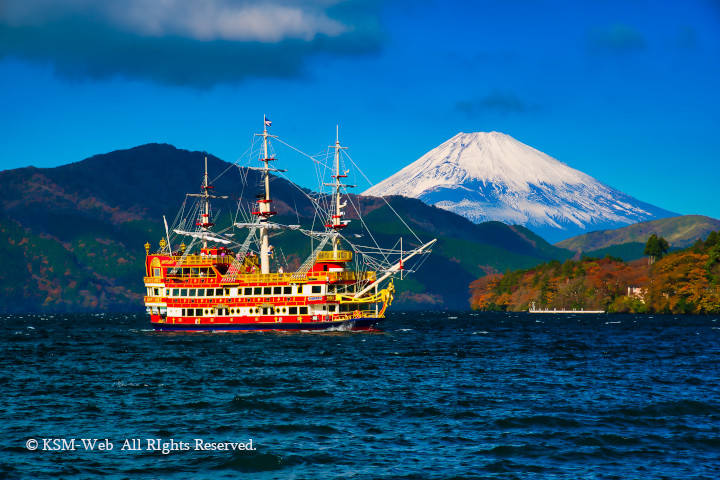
[
  {"xmin": 324, "ymin": 126, "xmax": 353, "ymax": 252},
  {"xmin": 187, "ymin": 156, "xmax": 216, "ymax": 250},
  {"xmin": 201, "ymin": 156, "xmax": 211, "ymax": 249},
  {"xmin": 182, "ymin": 157, "xmax": 228, "ymax": 252},
  {"xmin": 254, "ymin": 116, "xmax": 279, "ymax": 274}
]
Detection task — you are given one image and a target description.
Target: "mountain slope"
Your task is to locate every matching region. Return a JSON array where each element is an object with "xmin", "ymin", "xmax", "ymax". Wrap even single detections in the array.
[
  {"xmin": 363, "ymin": 132, "xmax": 677, "ymax": 242},
  {"xmin": 556, "ymin": 215, "xmax": 720, "ymax": 257},
  {"xmin": 0, "ymin": 143, "xmax": 574, "ymax": 313}
]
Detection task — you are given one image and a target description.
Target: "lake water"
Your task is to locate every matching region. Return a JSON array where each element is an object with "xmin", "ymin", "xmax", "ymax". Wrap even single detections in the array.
[{"xmin": 2, "ymin": 312, "xmax": 719, "ymax": 479}]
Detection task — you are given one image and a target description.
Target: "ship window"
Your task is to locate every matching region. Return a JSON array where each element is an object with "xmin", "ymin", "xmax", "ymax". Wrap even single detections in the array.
[
  {"xmin": 180, "ymin": 289, "xmax": 188, "ymax": 297},
  {"xmin": 289, "ymin": 307, "xmax": 298, "ymax": 315},
  {"xmin": 299, "ymin": 307, "xmax": 308, "ymax": 315},
  {"xmin": 203, "ymin": 309, "xmax": 209, "ymax": 315},
  {"xmin": 263, "ymin": 287, "xmax": 271, "ymax": 295},
  {"xmin": 253, "ymin": 287, "xmax": 261, "ymax": 295},
  {"xmin": 216, "ymin": 288, "xmax": 224, "ymax": 296},
  {"xmin": 181, "ymin": 308, "xmax": 186, "ymax": 316},
  {"xmin": 207, "ymin": 289, "xmax": 214, "ymax": 297},
  {"xmin": 189, "ymin": 289, "xmax": 196, "ymax": 297},
  {"xmin": 153, "ymin": 268, "xmax": 161, "ymax": 277},
  {"xmin": 197, "ymin": 288, "xmax": 204, "ymax": 296},
  {"xmin": 283, "ymin": 286, "xmax": 291, "ymax": 295},
  {"xmin": 165, "ymin": 289, "xmax": 170, "ymax": 296},
  {"xmin": 172, "ymin": 289, "xmax": 179, "ymax": 296},
  {"xmin": 244, "ymin": 288, "xmax": 252, "ymax": 295},
  {"xmin": 273, "ymin": 286, "xmax": 282, "ymax": 295},
  {"xmin": 329, "ymin": 305, "xmax": 336, "ymax": 312},
  {"xmin": 224, "ymin": 288, "xmax": 230, "ymax": 295},
  {"xmin": 153, "ymin": 288, "xmax": 160, "ymax": 296},
  {"xmin": 191, "ymin": 268, "xmax": 199, "ymax": 276},
  {"xmin": 311, "ymin": 286, "xmax": 322, "ymax": 294}
]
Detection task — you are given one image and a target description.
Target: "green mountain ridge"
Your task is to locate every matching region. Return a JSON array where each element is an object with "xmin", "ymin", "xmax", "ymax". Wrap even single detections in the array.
[
  {"xmin": 556, "ymin": 215, "xmax": 720, "ymax": 260},
  {"xmin": 0, "ymin": 143, "xmax": 573, "ymax": 313}
]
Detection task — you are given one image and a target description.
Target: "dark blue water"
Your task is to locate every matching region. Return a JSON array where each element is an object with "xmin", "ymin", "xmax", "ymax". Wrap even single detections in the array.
[{"xmin": 2, "ymin": 312, "xmax": 719, "ymax": 479}]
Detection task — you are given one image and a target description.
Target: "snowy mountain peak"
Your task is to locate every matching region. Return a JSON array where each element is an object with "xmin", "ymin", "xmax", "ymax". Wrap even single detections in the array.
[{"xmin": 363, "ymin": 132, "xmax": 676, "ymax": 242}]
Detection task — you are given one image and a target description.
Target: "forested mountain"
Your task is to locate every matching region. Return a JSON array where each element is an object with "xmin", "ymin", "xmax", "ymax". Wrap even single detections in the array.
[
  {"xmin": 0, "ymin": 143, "xmax": 573, "ymax": 312},
  {"xmin": 556, "ymin": 215, "xmax": 720, "ymax": 260}
]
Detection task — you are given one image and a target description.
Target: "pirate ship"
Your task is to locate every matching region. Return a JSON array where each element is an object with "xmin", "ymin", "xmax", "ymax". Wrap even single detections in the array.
[{"xmin": 143, "ymin": 119, "xmax": 435, "ymax": 331}]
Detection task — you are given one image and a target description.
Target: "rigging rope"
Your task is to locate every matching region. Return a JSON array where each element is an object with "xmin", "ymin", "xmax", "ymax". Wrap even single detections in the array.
[
  {"xmin": 292, "ymin": 235, "xmax": 330, "ymax": 279},
  {"xmin": 221, "ymin": 226, "xmax": 258, "ymax": 284},
  {"xmin": 169, "ymin": 237, "xmax": 198, "ymax": 274},
  {"xmin": 343, "ymin": 150, "xmax": 422, "ymax": 244}
]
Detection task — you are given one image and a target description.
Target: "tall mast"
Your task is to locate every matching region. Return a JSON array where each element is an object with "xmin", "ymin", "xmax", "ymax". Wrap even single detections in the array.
[
  {"xmin": 202, "ymin": 156, "xmax": 210, "ymax": 249},
  {"xmin": 185, "ymin": 156, "xmax": 227, "ymax": 250},
  {"xmin": 324, "ymin": 126, "xmax": 354, "ymax": 252},
  {"xmin": 254, "ymin": 116, "xmax": 278, "ymax": 274}
]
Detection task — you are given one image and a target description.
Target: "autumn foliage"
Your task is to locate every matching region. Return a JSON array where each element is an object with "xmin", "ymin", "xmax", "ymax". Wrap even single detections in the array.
[{"xmin": 470, "ymin": 230, "xmax": 720, "ymax": 314}]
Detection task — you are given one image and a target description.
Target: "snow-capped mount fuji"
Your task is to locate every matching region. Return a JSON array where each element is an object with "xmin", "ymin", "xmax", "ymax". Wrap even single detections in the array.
[{"xmin": 362, "ymin": 132, "xmax": 677, "ymax": 242}]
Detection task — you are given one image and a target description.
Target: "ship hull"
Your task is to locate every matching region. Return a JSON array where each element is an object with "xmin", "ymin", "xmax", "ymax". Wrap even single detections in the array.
[{"xmin": 150, "ymin": 317, "xmax": 381, "ymax": 332}]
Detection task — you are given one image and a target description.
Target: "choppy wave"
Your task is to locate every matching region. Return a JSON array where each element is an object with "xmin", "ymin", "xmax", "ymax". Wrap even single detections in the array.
[{"xmin": 1, "ymin": 312, "xmax": 719, "ymax": 479}]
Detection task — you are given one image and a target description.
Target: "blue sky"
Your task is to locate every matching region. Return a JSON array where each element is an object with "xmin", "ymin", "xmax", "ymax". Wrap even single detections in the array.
[{"xmin": 2, "ymin": 0, "xmax": 719, "ymax": 221}]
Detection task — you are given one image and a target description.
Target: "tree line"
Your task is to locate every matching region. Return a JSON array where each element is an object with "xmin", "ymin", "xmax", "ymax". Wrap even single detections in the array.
[{"xmin": 470, "ymin": 230, "xmax": 720, "ymax": 314}]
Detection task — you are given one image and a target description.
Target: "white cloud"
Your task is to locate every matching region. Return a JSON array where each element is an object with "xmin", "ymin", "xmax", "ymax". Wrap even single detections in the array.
[{"xmin": 2, "ymin": 0, "xmax": 349, "ymax": 43}]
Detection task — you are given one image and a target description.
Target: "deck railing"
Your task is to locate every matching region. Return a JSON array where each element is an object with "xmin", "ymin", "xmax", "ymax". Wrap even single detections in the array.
[
  {"xmin": 316, "ymin": 250, "xmax": 353, "ymax": 262},
  {"xmin": 171, "ymin": 254, "xmax": 234, "ymax": 266}
]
